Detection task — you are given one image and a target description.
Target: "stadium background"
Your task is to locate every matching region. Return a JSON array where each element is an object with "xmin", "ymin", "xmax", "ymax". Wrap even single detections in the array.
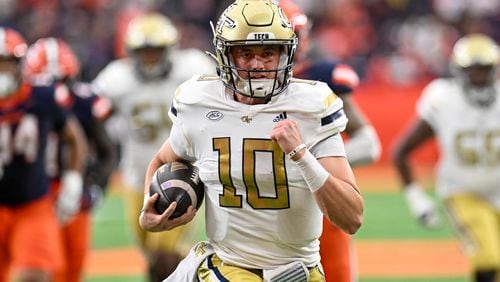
[{"xmin": 2, "ymin": 0, "xmax": 499, "ymax": 281}]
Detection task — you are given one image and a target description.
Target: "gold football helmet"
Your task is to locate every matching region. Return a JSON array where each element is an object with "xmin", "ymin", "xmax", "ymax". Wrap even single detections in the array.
[
  {"xmin": 451, "ymin": 33, "xmax": 499, "ymax": 107},
  {"xmin": 452, "ymin": 33, "xmax": 499, "ymax": 68},
  {"xmin": 125, "ymin": 13, "xmax": 178, "ymax": 80},
  {"xmin": 213, "ymin": 0, "xmax": 297, "ymax": 98}
]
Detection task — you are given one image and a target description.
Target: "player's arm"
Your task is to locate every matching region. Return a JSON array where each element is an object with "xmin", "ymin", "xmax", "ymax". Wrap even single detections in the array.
[
  {"xmin": 87, "ymin": 120, "xmax": 116, "ymax": 191},
  {"xmin": 85, "ymin": 94, "xmax": 116, "ymax": 192},
  {"xmin": 341, "ymin": 94, "xmax": 381, "ymax": 166},
  {"xmin": 392, "ymin": 118, "xmax": 434, "ymax": 185},
  {"xmin": 329, "ymin": 64, "xmax": 381, "ymax": 166},
  {"xmin": 139, "ymin": 139, "xmax": 197, "ymax": 232},
  {"xmin": 392, "ymin": 118, "xmax": 441, "ymax": 228},
  {"xmin": 271, "ymin": 120, "xmax": 363, "ymax": 234},
  {"xmin": 56, "ymin": 115, "xmax": 89, "ymax": 223},
  {"xmin": 315, "ymin": 156, "xmax": 363, "ymax": 234},
  {"xmin": 61, "ymin": 115, "xmax": 88, "ymax": 173}
]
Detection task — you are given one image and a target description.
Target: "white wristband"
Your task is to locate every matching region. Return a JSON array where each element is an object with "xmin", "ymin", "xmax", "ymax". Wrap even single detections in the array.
[
  {"xmin": 287, "ymin": 143, "xmax": 307, "ymax": 159},
  {"xmin": 294, "ymin": 149, "xmax": 329, "ymax": 192}
]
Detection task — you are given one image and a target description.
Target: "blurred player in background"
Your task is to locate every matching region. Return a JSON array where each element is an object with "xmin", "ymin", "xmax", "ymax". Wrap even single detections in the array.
[
  {"xmin": 0, "ymin": 27, "xmax": 87, "ymax": 282},
  {"xmin": 281, "ymin": 1, "xmax": 381, "ymax": 281},
  {"xmin": 23, "ymin": 37, "xmax": 115, "ymax": 282},
  {"xmin": 92, "ymin": 12, "xmax": 215, "ymax": 281},
  {"xmin": 393, "ymin": 34, "xmax": 500, "ymax": 282}
]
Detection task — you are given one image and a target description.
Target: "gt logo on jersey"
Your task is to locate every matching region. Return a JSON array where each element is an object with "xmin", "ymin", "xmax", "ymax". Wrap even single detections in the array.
[{"xmin": 241, "ymin": 116, "xmax": 252, "ymax": 123}]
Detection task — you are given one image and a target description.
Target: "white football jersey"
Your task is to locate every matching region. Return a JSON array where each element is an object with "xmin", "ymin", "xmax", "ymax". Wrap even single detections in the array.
[
  {"xmin": 168, "ymin": 75, "xmax": 348, "ymax": 269},
  {"xmin": 92, "ymin": 48, "xmax": 215, "ymax": 189},
  {"xmin": 417, "ymin": 78, "xmax": 500, "ymax": 206}
]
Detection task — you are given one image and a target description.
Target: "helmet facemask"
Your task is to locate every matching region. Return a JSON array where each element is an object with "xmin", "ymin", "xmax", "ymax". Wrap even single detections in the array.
[
  {"xmin": 131, "ymin": 46, "xmax": 172, "ymax": 81},
  {"xmin": 217, "ymin": 41, "xmax": 296, "ymax": 99},
  {"xmin": 456, "ymin": 65, "xmax": 497, "ymax": 107}
]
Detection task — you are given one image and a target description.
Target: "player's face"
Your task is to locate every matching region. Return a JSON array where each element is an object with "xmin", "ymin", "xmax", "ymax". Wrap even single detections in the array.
[
  {"xmin": 134, "ymin": 47, "xmax": 165, "ymax": 69},
  {"xmin": 463, "ymin": 65, "xmax": 494, "ymax": 87},
  {"xmin": 230, "ymin": 45, "xmax": 281, "ymax": 79}
]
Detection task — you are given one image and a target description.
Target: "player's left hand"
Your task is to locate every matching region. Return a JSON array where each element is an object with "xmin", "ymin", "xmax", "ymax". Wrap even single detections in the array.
[
  {"xmin": 139, "ymin": 193, "xmax": 197, "ymax": 232},
  {"xmin": 404, "ymin": 183, "xmax": 442, "ymax": 229},
  {"xmin": 270, "ymin": 119, "xmax": 303, "ymax": 155},
  {"xmin": 56, "ymin": 170, "xmax": 83, "ymax": 224}
]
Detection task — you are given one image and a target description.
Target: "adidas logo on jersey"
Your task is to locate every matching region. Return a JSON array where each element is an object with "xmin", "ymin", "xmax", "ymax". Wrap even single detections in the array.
[{"xmin": 273, "ymin": 112, "xmax": 287, "ymax": 122}]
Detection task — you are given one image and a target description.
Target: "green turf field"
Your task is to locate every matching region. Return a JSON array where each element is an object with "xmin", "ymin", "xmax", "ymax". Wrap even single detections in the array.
[{"xmin": 86, "ymin": 190, "xmax": 468, "ymax": 282}]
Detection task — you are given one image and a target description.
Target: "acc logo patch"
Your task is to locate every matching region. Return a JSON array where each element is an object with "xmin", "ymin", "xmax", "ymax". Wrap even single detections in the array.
[{"xmin": 206, "ymin": 111, "xmax": 224, "ymax": 121}]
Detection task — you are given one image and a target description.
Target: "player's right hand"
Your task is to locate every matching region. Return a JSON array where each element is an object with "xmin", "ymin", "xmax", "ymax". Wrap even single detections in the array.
[
  {"xmin": 56, "ymin": 170, "xmax": 83, "ymax": 224},
  {"xmin": 270, "ymin": 119, "xmax": 304, "ymax": 157},
  {"xmin": 404, "ymin": 183, "xmax": 441, "ymax": 229},
  {"xmin": 139, "ymin": 193, "xmax": 196, "ymax": 232}
]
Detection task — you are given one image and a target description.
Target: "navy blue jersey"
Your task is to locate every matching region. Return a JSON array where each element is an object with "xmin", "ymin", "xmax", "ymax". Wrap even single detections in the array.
[
  {"xmin": 0, "ymin": 84, "xmax": 68, "ymax": 206},
  {"xmin": 71, "ymin": 83, "xmax": 104, "ymax": 138},
  {"xmin": 295, "ymin": 60, "xmax": 360, "ymax": 96},
  {"xmin": 48, "ymin": 82, "xmax": 113, "ymax": 210}
]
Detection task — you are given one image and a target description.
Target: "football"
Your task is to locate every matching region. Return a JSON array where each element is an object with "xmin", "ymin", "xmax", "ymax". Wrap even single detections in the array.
[{"xmin": 149, "ymin": 161, "xmax": 205, "ymax": 219}]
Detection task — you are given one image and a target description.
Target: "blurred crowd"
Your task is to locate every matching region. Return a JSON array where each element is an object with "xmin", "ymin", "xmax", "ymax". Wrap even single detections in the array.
[{"xmin": 1, "ymin": 0, "xmax": 498, "ymax": 85}]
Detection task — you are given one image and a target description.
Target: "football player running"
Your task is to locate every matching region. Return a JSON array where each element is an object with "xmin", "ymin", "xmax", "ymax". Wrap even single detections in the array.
[
  {"xmin": 281, "ymin": 1, "xmax": 381, "ymax": 281},
  {"xmin": 0, "ymin": 28, "xmax": 87, "ymax": 282},
  {"xmin": 393, "ymin": 34, "xmax": 500, "ymax": 282},
  {"xmin": 139, "ymin": 1, "xmax": 364, "ymax": 281},
  {"xmin": 23, "ymin": 37, "xmax": 115, "ymax": 282},
  {"xmin": 92, "ymin": 12, "xmax": 215, "ymax": 281}
]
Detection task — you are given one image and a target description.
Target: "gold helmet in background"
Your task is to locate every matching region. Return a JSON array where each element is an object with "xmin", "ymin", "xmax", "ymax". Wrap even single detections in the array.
[
  {"xmin": 125, "ymin": 13, "xmax": 179, "ymax": 80},
  {"xmin": 213, "ymin": 0, "xmax": 297, "ymax": 98},
  {"xmin": 451, "ymin": 33, "xmax": 499, "ymax": 68},
  {"xmin": 451, "ymin": 33, "xmax": 499, "ymax": 107}
]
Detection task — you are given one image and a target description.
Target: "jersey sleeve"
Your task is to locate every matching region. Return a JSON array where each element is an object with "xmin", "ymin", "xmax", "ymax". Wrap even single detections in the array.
[
  {"xmin": 168, "ymin": 79, "xmax": 198, "ymax": 161},
  {"xmin": 330, "ymin": 63, "xmax": 359, "ymax": 95},
  {"xmin": 31, "ymin": 84, "xmax": 70, "ymax": 132},
  {"xmin": 169, "ymin": 123, "xmax": 196, "ymax": 162},
  {"xmin": 306, "ymin": 83, "xmax": 348, "ymax": 150},
  {"xmin": 91, "ymin": 96, "xmax": 112, "ymax": 121},
  {"xmin": 306, "ymin": 61, "xmax": 359, "ymax": 95},
  {"xmin": 416, "ymin": 79, "xmax": 444, "ymax": 127},
  {"xmin": 310, "ymin": 133, "xmax": 346, "ymax": 158},
  {"xmin": 51, "ymin": 84, "xmax": 71, "ymax": 132},
  {"xmin": 91, "ymin": 60, "xmax": 128, "ymax": 104}
]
